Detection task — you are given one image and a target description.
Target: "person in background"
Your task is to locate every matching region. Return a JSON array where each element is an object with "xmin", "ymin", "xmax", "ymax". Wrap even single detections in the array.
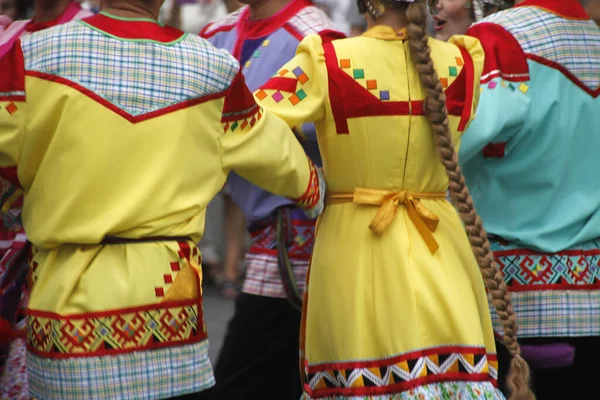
[
  {"xmin": 459, "ymin": 0, "xmax": 600, "ymax": 397},
  {"xmin": 431, "ymin": 0, "xmax": 514, "ymax": 41},
  {"xmin": 199, "ymin": 0, "xmax": 338, "ymax": 398}
]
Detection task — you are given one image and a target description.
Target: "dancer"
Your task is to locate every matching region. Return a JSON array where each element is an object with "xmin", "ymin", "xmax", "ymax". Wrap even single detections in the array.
[
  {"xmin": 459, "ymin": 0, "xmax": 600, "ymax": 397},
  {"xmin": 199, "ymin": 0, "xmax": 338, "ymax": 398},
  {"xmin": 0, "ymin": 3, "xmax": 324, "ymax": 399},
  {"xmin": 254, "ymin": 0, "xmax": 534, "ymax": 398},
  {"xmin": 0, "ymin": 2, "xmax": 93, "ymax": 399}
]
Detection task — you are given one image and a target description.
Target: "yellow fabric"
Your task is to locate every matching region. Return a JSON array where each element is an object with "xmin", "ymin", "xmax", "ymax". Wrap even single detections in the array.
[
  {"xmin": 0, "ymin": 73, "xmax": 313, "ymax": 321},
  {"xmin": 256, "ymin": 30, "xmax": 494, "ymax": 376},
  {"xmin": 327, "ymin": 188, "xmax": 445, "ymax": 253}
]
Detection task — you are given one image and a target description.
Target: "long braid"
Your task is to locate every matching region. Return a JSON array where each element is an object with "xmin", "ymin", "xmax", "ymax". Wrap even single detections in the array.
[{"xmin": 403, "ymin": 2, "xmax": 534, "ymax": 399}]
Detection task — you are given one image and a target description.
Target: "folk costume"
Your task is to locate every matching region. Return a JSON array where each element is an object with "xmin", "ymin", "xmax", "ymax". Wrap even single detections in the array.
[
  {"xmin": 460, "ymin": 0, "xmax": 600, "ymax": 397},
  {"xmin": 253, "ymin": 1, "xmax": 505, "ymax": 398},
  {"xmin": 0, "ymin": 3, "xmax": 93, "ymax": 399},
  {"xmin": 200, "ymin": 2, "xmax": 338, "ymax": 399},
  {"xmin": 0, "ymin": 12, "xmax": 323, "ymax": 400}
]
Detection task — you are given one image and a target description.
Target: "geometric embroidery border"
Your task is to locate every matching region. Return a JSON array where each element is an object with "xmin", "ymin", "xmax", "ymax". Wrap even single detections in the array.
[
  {"xmin": 304, "ymin": 347, "xmax": 498, "ymax": 397},
  {"xmin": 27, "ymin": 300, "xmax": 205, "ymax": 357},
  {"xmin": 495, "ymin": 250, "xmax": 600, "ymax": 290}
]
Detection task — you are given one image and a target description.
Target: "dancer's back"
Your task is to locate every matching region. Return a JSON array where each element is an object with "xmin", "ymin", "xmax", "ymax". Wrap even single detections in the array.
[
  {"xmin": 0, "ymin": 12, "xmax": 323, "ymax": 399},
  {"xmin": 255, "ymin": 24, "xmax": 507, "ymax": 399}
]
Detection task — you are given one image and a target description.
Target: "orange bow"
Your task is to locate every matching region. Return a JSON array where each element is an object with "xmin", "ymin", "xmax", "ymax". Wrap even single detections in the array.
[{"xmin": 326, "ymin": 188, "xmax": 446, "ymax": 254}]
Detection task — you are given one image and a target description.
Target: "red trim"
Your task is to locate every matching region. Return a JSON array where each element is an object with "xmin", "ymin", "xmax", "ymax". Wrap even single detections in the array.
[
  {"xmin": 0, "ymin": 41, "xmax": 25, "ymax": 100},
  {"xmin": 82, "ymin": 13, "xmax": 185, "ymax": 43},
  {"xmin": 494, "ymin": 248, "xmax": 600, "ymax": 291},
  {"xmin": 526, "ymin": 53, "xmax": 600, "ymax": 98},
  {"xmin": 283, "ymin": 23, "xmax": 304, "ymax": 41},
  {"xmin": 323, "ymin": 42, "xmax": 349, "ymax": 133},
  {"xmin": 27, "ymin": 336, "xmax": 206, "ymax": 359},
  {"xmin": 248, "ymin": 248, "xmax": 312, "ymax": 260},
  {"xmin": 466, "ymin": 23, "xmax": 529, "ymax": 84},
  {"xmin": 199, "ymin": 21, "xmax": 236, "ymax": 39},
  {"xmin": 516, "ymin": 0, "xmax": 590, "ymax": 20},
  {"xmin": 494, "ymin": 249, "xmax": 600, "ymax": 257},
  {"xmin": 293, "ymin": 159, "xmax": 320, "ymax": 208},
  {"xmin": 318, "ymin": 29, "xmax": 347, "ymax": 43},
  {"xmin": 457, "ymin": 46, "xmax": 474, "ymax": 131},
  {"xmin": 306, "ymin": 374, "xmax": 496, "ymax": 398},
  {"xmin": 230, "ymin": 0, "xmax": 313, "ymax": 60},
  {"xmin": 308, "ymin": 346, "xmax": 490, "ymax": 372},
  {"xmin": 283, "ymin": 25, "xmax": 347, "ymax": 48},
  {"xmin": 27, "ymin": 299, "xmax": 207, "ymax": 359},
  {"xmin": 27, "ymin": 298, "xmax": 197, "ymax": 319},
  {"xmin": 482, "ymin": 142, "xmax": 506, "ymax": 158},
  {"xmin": 261, "ymin": 76, "xmax": 298, "ymax": 93},
  {"xmin": 236, "ymin": 0, "xmax": 312, "ymax": 40},
  {"xmin": 221, "ymin": 71, "xmax": 261, "ymax": 122},
  {"xmin": 322, "ymin": 42, "xmax": 465, "ymax": 135},
  {"xmin": 509, "ymin": 283, "xmax": 600, "ymax": 292},
  {"xmin": 25, "ymin": 71, "xmax": 226, "ymax": 123}
]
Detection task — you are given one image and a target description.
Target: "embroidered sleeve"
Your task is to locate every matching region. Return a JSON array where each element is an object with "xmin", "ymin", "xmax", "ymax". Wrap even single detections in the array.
[
  {"xmin": 0, "ymin": 41, "xmax": 26, "ymax": 169},
  {"xmin": 458, "ymin": 22, "xmax": 531, "ymax": 162},
  {"xmin": 253, "ymin": 33, "xmax": 329, "ymax": 132},
  {"xmin": 445, "ymin": 34, "xmax": 484, "ymax": 136},
  {"xmin": 219, "ymin": 70, "xmax": 324, "ymax": 218}
]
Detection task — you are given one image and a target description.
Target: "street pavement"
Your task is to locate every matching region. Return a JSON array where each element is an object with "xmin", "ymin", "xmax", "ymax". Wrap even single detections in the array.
[{"xmin": 202, "ymin": 284, "xmax": 235, "ymax": 364}]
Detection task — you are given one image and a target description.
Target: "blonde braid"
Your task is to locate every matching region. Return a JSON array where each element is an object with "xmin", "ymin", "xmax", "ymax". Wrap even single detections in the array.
[{"xmin": 405, "ymin": 2, "xmax": 534, "ymax": 399}]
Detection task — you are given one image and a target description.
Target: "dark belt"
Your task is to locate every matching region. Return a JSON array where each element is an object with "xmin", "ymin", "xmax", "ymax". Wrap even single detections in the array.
[
  {"xmin": 101, "ymin": 236, "xmax": 192, "ymax": 244},
  {"xmin": 275, "ymin": 208, "xmax": 303, "ymax": 312}
]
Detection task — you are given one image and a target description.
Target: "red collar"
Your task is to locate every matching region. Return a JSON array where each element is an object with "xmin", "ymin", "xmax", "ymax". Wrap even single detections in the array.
[
  {"xmin": 81, "ymin": 12, "xmax": 186, "ymax": 43},
  {"xmin": 516, "ymin": 0, "xmax": 590, "ymax": 20},
  {"xmin": 26, "ymin": 2, "xmax": 83, "ymax": 32},
  {"xmin": 236, "ymin": 0, "xmax": 312, "ymax": 39}
]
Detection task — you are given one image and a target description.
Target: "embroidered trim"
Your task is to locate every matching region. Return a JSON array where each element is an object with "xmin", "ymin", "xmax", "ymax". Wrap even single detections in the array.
[
  {"xmin": 293, "ymin": 159, "xmax": 320, "ymax": 209},
  {"xmin": 304, "ymin": 346, "xmax": 498, "ymax": 398},
  {"xmin": 495, "ymin": 249, "xmax": 600, "ymax": 291},
  {"xmin": 27, "ymin": 300, "xmax": 206, "ymax": 358},
  {"xmin": 222, "ymin": 106, "xmax": 263, "ymax": 133}
]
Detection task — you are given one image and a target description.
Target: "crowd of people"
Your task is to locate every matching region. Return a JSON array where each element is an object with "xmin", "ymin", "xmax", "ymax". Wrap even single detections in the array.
[{"xmin": 0, "ymin": 0, "xmax": 599, "ymax": 399}]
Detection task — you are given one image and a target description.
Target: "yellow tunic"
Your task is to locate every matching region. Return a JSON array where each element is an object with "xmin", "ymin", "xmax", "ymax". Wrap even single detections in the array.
[
  {"xmin": 256, "ymin": 27, "xmax": 502, "ymax": 399},
  {"xmin": 0, "ymin": 13, "xmax": 322, "ymax": 400}
]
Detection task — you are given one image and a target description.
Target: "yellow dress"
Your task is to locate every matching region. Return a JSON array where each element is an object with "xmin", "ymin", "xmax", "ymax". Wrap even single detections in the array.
[
  {"xmin": 255, "ymin": 27, "xmax": 503, "ymax": 399},
  {"xmin": 0, "ymin": 13, "xmax": 322, "ymax": 400}
]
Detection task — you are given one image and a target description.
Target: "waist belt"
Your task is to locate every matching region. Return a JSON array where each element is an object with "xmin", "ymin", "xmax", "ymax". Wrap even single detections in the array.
[
  {"xmin": 101, "ymin": 236, "xmax": 192, "ymax": 245},
  {"xmin": 326, "ymin": 188, "xmax": 446, "ymax": 254}
]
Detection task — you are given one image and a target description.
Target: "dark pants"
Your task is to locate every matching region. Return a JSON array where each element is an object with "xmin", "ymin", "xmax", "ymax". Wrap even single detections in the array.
[
  {"xmin": 196, "ymin": 293, "xmax": 303, "ymax": 400},
  {"xmin": 496, "ymin": 336, "xmax": 600, "ymax": 399}
]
